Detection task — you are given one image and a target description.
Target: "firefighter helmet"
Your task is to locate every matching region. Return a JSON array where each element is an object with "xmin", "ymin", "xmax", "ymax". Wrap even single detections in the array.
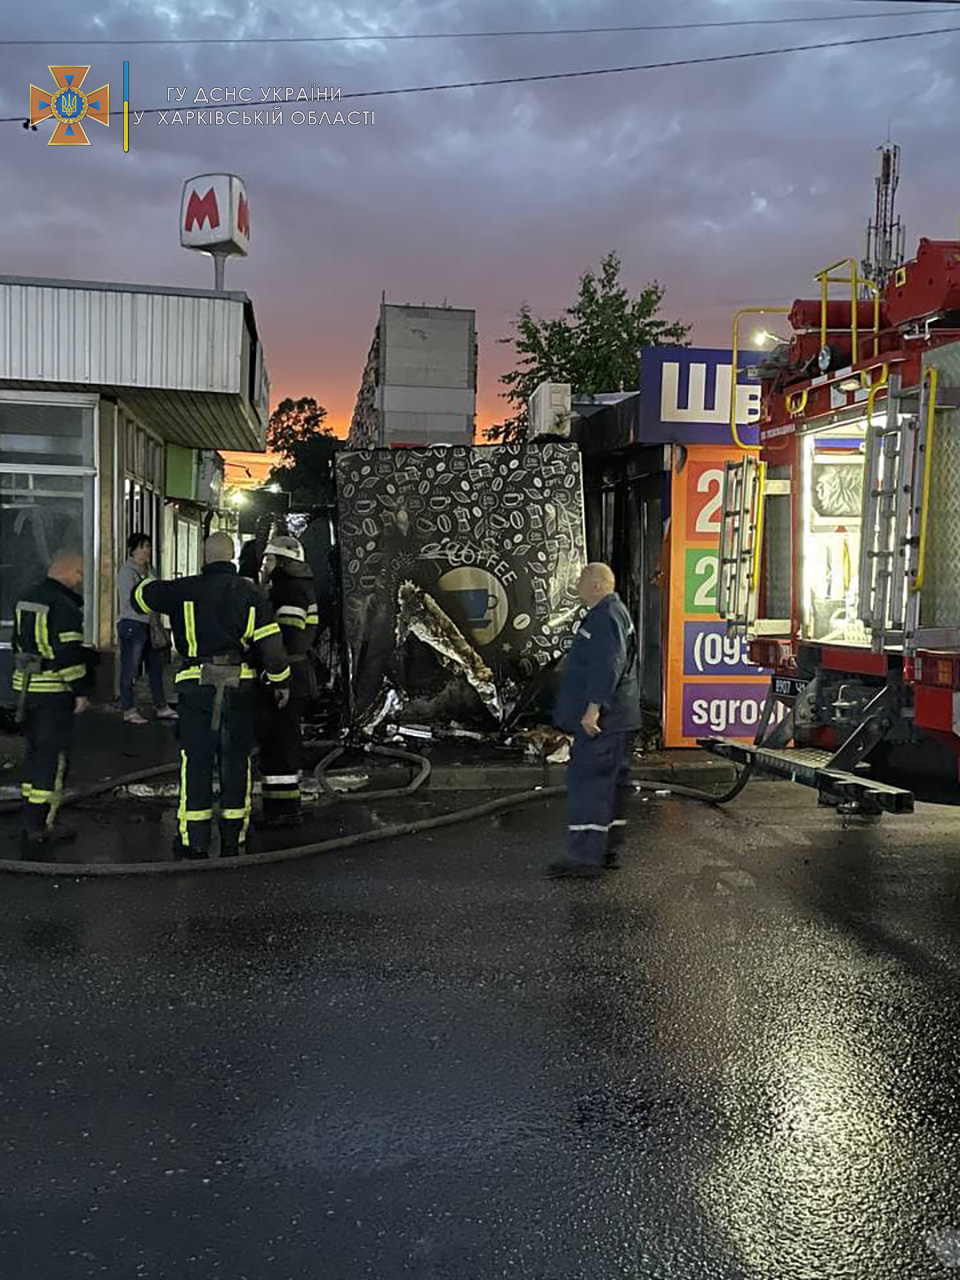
[{"xmin": 264, "ymin": 535, "xmax": 305, "ymax": 563}]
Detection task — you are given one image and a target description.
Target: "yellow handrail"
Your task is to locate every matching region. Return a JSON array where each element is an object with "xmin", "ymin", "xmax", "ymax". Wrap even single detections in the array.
[
  {"xmin": 865, "ymin": 382, "xmax": 885, "ymax": 434},
  {"xmin": 912, "ymin": 364, "xmax": 939, "ymax": 595},
  {"xmin": 815, "ymin": 256, "xmax": 881, "ymax": 363},
  {"xmin": 729, "ymin": 306, "xmax": 791, "ymax": 450},
  {"xmin": 861, "ymin": 280, "xmax": 881, "ymax": 360},
  {"xmin": 786, "ymin": 388, "xmax": 808, "ymax": 416},
  {"xmin": 751, "ymin": 462, "xmax": 767, "ymax": 592}
]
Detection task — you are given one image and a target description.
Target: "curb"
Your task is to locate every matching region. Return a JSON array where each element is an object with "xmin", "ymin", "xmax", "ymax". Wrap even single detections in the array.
[
  {"xmin": 424, "ymin": 759, "xmax": 737, "ymax": 791},
  {"xmin": 0, "ymin": 757, "xmax": 737, "ymax": 804}
]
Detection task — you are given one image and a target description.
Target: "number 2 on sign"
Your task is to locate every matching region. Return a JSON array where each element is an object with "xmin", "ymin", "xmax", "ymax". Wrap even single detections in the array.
[
  {"xmin": 694, "ymin": 469, "xmax": 724, "ymax": 535},
  {"xmin": 684, "ymin": 549, "xmax": 719, "ymax": 614}
]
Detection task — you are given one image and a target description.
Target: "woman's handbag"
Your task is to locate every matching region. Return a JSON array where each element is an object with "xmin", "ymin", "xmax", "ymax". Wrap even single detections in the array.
[{"xmin": 148, "ymin": 613, "xmax": 170, "ymax": 651}]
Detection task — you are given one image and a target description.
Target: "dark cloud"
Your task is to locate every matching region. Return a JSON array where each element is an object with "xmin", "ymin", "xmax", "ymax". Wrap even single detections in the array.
[{"xmin": 1, "ymin": 0, "xmax": 958, "ymax": 429}]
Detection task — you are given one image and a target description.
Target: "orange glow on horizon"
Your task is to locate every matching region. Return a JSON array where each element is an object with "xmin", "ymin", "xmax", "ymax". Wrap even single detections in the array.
[{"xmin": 223, "ymin": 388, "xmax": 501, "ymax": 487}]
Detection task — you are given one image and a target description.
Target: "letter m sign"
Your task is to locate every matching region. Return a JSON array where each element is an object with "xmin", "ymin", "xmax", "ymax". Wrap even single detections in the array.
[
  {"xmin": 184, "ymin": 187, "xmax": 220, "ymax": 232},
  {"xmin": 180, "ymin": 173, "xmax": 250, "ymax": 256}
]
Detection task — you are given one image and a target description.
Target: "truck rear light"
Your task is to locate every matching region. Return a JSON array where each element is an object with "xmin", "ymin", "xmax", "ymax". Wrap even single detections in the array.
[{"xmin": 916, "ymin": 654, "xmax": 960, "ymax": 688}]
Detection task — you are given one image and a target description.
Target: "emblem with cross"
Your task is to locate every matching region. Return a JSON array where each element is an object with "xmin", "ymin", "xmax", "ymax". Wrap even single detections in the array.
[{"xmin": 29, "ymin": 65, "xmax": 110, "ymax": 146}]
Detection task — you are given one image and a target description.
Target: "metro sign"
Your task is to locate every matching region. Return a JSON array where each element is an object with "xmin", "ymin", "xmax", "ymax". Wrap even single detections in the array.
[{"xmin": 180, "ymin": 173, "xmax": 250, "ymax": 256}]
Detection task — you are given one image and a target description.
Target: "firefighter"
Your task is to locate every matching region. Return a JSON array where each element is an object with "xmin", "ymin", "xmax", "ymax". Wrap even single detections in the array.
[
  {"xmin": 12, "ymin": 550, "xmax": 95, "ymax": 855},
  {"xmin": 256, "ymin": 535, "xmax": 319, "ymax": 826},
  {"xmin": 131, "ymin": 531, "xmax": 290, "ymax": 860},
  {"xmin": 549, "ymin": 563, "xmax": 641, "ymax": 879}
]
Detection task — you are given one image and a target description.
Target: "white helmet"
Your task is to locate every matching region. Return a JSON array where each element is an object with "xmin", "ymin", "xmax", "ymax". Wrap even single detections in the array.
[{"xmin": 264, "ymin": 535, "xmax": 305, "ymax": 563}]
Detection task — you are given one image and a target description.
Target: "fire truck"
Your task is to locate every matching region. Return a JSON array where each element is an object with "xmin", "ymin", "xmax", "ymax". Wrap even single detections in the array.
[{"xmin": 701, "ymin": 239, "xmax": 960, "ymax": 815}]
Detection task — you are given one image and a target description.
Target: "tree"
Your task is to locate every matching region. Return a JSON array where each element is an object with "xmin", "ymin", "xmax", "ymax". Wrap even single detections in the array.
[
  {"xmin": 490, "ymin": 252, "xmax": 690, "ymax": 442},
  {"xmin": 267, "ymin": 395, "xmax": 330, "ymax": 459},
  {"xmin": 268, "ymin": 433, "xmax": 342, "ymax": 510}
]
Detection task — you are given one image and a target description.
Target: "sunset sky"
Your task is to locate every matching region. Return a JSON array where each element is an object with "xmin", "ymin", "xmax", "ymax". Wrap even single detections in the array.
[{"xmin": 3, "ymin": 0, "xmax": 960, "ymax": 441}]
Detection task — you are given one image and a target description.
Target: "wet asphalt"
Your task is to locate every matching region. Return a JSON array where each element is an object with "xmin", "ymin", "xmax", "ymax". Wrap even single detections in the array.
[{"xmin": 2, "ymin": 782, "xmax": 960, "ymax": 1279}]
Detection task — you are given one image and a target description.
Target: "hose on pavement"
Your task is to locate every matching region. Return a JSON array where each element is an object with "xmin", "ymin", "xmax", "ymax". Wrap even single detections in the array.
[
  {"xmin": 0, "ymin": 746, "xmax": 744, "ymax": 876},
  {"xmin": 0, "ymin": 786, "xmax": 566, "ymax": 877}
]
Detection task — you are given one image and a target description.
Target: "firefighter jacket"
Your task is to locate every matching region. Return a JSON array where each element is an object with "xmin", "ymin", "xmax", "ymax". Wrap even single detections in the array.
[
  {"xmin": 553, "ymin": 592, "xmax": 642, "ymax": 734},
  {"xmin": 268, "ymin": 560, "xmax": 318, "ymax": 700},
  {"xmin": 131, "ymin": 561, "xmax": 290, "ymax": 689},
  {"xmin": 11, "ymin": 577, "xmax": 94, "ymax": 697}
]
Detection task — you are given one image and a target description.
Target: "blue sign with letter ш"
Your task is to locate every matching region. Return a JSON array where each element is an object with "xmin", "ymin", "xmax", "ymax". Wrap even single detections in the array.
[{"xmin": 638, "ymin": 346, "xmax": 764, "ymax": 446}]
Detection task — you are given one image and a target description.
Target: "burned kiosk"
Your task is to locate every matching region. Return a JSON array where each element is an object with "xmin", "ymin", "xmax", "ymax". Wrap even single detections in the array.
[{"xmin": 335, "ymin": 443, "xmax": 586, "ymax": 738}]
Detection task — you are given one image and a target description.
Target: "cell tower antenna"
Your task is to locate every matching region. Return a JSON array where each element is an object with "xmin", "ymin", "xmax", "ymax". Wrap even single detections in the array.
[{"xmin": 861, "ymin": 139, "xmax": 906, "ymax": 292}]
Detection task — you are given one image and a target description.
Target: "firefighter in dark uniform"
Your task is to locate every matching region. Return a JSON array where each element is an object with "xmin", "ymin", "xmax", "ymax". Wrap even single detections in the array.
[
  {"xmin": 256, "ymin": 535, "xmax": 319, "ymax": 826},
  {"xmin": 550, "ymin": 563, "xmax": 641, "ymax": 879},
  {"xmin": 12, "ymin": 550, "xmax": 95, "ymax": 855},
  {"xmin": 131, "ymin": 531, "xmax": 290, "ymax": 859}
]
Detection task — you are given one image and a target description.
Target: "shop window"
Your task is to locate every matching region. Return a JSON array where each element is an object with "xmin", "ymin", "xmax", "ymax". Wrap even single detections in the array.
[
  {"xmin": 0, "ymin": 472, "xmax": 95, "ymax": 648},
  {"xmin": 121, "ymin": 413, "xmax": 164, "ymax": 573},
  {"xmin": 176, "ymin": 518, "xmax": 201, "ymax": 578},
  {"xmin": 0, "ymin": 397, "xmax": 97, "ymax": 648},
  {"xmin": 0, "ymin": 401, "xmax": 95, "ymax": 469}
]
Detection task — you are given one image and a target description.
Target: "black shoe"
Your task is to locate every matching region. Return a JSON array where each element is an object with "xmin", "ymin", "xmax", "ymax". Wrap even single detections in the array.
[
  {"xmin": 219, "ymin": 847, "xmax": 241, "ymax": 859},
  {"xmin": 547, "ymin": 859, "xmax": 606, "ymax": 880},
  {"xmin": 604, "ymin": 850, "xmax": 622, "ymax": 870},
  {"xmin": 176, "ymin": 847, "xmax": 208, "ymax": 861},
  {"xmin": 257, "ymin": 811, "xmax": 303, "ymax": 830}
]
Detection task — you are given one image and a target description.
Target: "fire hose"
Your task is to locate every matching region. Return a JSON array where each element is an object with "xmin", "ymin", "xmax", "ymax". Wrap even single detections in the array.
[{"xmin": 0, "ymin": 746, "xmax": 747, "ymax": 877}]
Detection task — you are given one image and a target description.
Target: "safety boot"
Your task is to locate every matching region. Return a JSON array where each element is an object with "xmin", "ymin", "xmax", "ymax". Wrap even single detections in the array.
[
  {"xmin": 172, "ymin": 838, "xmax": 208, "ymax": 862},
  {"xmin": 259, "ymin": 813, "xmax": 303, "ymax": 831},
  {"xmin": 546, "ymin": 859, "xmax": 606, "ymax": 880}
]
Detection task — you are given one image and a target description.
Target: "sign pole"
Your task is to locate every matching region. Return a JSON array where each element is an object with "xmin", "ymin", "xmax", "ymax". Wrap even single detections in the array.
[{"xmin": 213, "ymin": 253, "xmax": 225, "ymax": 291}]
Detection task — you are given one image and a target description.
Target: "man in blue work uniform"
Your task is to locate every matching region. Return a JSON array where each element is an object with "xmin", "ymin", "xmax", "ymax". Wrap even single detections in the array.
[{"xmin": 550, "ymin": 563, "xmax": 641, "ymax": 879}]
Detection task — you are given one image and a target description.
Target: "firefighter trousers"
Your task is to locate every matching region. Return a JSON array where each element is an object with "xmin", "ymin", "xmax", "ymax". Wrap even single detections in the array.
[
  {"xmin": 255, "ymin": 689, "xmax": 303, "ymax": 819},
  {"xmin": 20, "ymin": 693, "xmax": 74, "ymax": 832},
  {"xmin": 176, "ymin": 683, "xmax": 255, "ymax": 855},
  {"xmin": 566, "ymin": 729, "xmax": 634, "ymax": 866}
]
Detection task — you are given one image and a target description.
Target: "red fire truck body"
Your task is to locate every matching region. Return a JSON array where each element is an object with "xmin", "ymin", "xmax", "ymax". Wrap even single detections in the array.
[{"xmin": 704, "ymin": 240, "xmax": 960, "ymax": 813}]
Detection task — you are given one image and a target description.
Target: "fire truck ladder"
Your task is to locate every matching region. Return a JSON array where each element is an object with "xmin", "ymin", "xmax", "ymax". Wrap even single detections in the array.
[
  {"xmin": 859, "ymin": 370, "xmax": 937, "ymax": 654},
  {"xmin": 717, "ymin": 456, "xmax": 765, "ymax": 635}
]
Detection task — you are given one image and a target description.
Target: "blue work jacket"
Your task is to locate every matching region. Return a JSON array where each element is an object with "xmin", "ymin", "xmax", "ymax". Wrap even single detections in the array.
[{"xmin": 554, "ymin": 592, "xmax": 642, "ymax": 734}]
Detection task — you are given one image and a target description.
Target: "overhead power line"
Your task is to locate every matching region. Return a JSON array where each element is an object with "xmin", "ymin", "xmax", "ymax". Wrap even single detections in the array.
[
  {"xmin": 3, "ymin": 23, "xmax": 958, "ymax": 125},
  {"xmin": 0, "ymin": 8, "xmax": 957, "ymax": 46}
]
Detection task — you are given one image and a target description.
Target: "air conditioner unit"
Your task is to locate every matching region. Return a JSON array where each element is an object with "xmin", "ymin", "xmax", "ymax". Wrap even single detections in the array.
[{"xmin": 529, "ymin": 382, "xmax": 572, "ymax": 438}]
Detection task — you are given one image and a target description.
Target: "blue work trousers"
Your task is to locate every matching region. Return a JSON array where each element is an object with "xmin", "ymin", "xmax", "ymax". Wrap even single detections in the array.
[
  {"xmin": 118, "ymin": 619, "xmax": 166, "ymax": 711},
  {"xmin": 566, "ymin": 730, "xmax": 633, "ymax": 866}
]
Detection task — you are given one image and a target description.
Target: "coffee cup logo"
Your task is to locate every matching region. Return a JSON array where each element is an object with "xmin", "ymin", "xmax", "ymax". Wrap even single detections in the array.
[{"xmin": 437, "ymin": 568, "xmax": 508, "ymax": 646}]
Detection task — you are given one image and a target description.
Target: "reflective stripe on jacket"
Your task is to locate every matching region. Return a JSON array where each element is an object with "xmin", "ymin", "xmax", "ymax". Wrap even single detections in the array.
[
  {"xmin": 11, "ymin": 577, "xmax": 92, "ymax": 696},
  {"xmin": 131, "ymin": 561, "xmax": 290, "ymax": 685}
]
